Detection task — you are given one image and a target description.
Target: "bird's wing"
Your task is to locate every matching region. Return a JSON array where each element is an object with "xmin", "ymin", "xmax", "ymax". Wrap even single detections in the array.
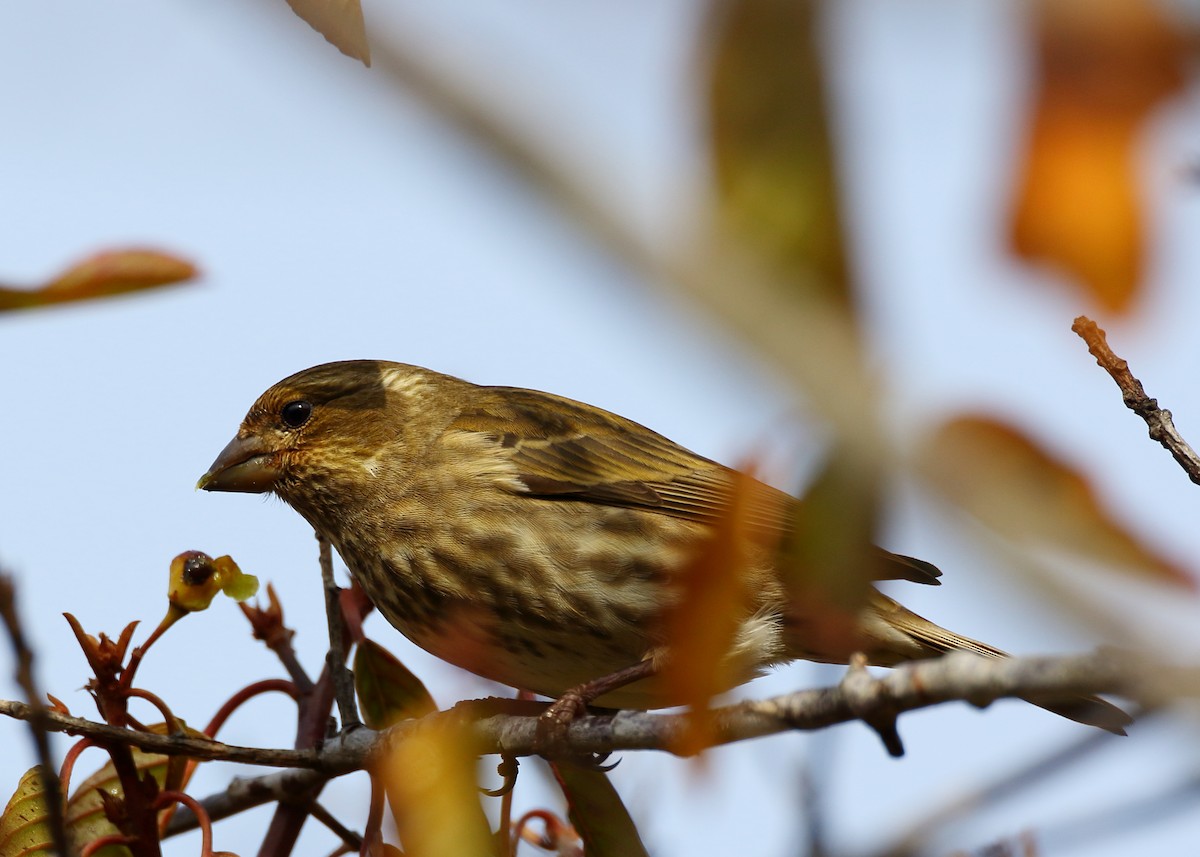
[{"xmin": 447, "ymin": 387, "xmax": 942, "ymax": 586}]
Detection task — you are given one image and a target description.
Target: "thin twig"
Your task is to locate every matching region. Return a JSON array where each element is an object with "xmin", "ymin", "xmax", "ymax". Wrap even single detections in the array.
[
  {"xmin": 870, "ymin": 721, "xmax": 1134, "ymax": 857},
  {"xmin": 318, "ymin": 533, "xmax": 360, "ymax": 730},
  {"xmin": 1072, "ymin": 316, "xmax": 1200, "ymax": 484},
  {"xmin": 306, "ymin": 799, "xmax": 364, "ymax": 853},
  {"xmin": 0, "ymin": 572, "xmax": 71, "ymax": 857}
]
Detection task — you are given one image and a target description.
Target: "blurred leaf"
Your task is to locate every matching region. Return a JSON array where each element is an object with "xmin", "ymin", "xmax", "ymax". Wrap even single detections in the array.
[
  {"xmin": 378, "ymin": 722, "xmax": 495, "ymax": 857},
  {"xmin": 354, "ymin": 638, "xmax": 437, "ymax": 730},
  {"xmin": 920, "ymin": 415, "xmax": 1194, "ymax": 588},
  {"xmin": 779, "ymin": 446, "xmax": 880, "ymax": 656},
  {"xmin": 0, "ymin": 249, "xmax": 196, "ymax": 313},
  {"xmin": 0, "ymin": 767, "xmax": 56, "ymax": 857},
  {"xmin": 663, "ymin": 467, "xmax": 759, "ymax": 754},
  {"xmin": 710, "ymin": 0, "xmax": 850, "ymax": 305},
  {"xmin": 1010, "ymin": 0, "xmax": 1187, "ymax": 312},
  {"xmin": 550, "ymin": 763, "xmax": 649, "ymax": 857},
  {"xmin": 284, "ymin": 0, "xmax": 371, "ymax": 66}
]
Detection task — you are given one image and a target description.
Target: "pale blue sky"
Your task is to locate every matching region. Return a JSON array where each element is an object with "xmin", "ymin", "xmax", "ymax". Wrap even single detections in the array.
[{"xmin": 2, "ymin": 2, "xmax": 1199, "ymax": 855}]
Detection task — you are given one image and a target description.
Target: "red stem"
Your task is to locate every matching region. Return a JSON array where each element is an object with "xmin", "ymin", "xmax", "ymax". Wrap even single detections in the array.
[
  {"xmin": 154, "ymin": 790, "xmax": 214, "ymax": 856},
  {"xmin": 204, "ymin": 678, "xmax": 300, "ymax": 738}
]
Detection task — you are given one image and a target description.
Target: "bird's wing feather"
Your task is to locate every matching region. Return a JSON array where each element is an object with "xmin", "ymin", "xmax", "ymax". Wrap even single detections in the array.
[{"xmin": 446, "ymin": 387, "xmax": 942, "ymax": 587}]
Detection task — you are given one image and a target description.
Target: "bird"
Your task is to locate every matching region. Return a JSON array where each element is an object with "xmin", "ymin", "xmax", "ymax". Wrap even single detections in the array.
[{"xmin": 198, "ymin": 359, "xmax": 1129, "ymax": 736}]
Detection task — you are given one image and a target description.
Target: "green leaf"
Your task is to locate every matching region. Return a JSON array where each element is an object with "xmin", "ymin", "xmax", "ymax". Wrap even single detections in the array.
[
  {"xmin": 710, "ymin": 0, "xmax": 849, "ymax": 303},
  {"xmin": 0, "ymin": 767, "xmax": 57, "ymax": 857},
  {"xmin": 354, "ymin": 639, "xmax": 436, "ymax": 729}
]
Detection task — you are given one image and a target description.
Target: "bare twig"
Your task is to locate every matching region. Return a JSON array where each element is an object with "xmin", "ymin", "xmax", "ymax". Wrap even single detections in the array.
[
  {"xmin": 0, "ymin": 572, "xmax": 71, "ymax": 857},
  {"xmin": 1038, "ymin": 770, "xmax": 1200, "ymax": 853},
  {"xmin": 306, "ymin": 800, "xmax": 364, "ymax": 853},
  {"xmin": 318, "ymin": 533, "xmax": 360, "ymax": 730},
  {"xmin": 162, "ymin": 768, "xmax": 329, "ymax": 838},
  {"xmin": 871, "ymin": 723, "xmax": 1132, "ymax": 857},
  {"xmin": 1072, "ymin": 316, "xmax": 1200, "ymax": 484},
  {"xmin": 240, "ymin": 584, "xmax": 314, "ymax": 695}
]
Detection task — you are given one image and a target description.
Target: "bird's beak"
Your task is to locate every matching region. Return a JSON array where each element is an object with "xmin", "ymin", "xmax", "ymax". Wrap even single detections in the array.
[{"xmin": 197, "ymin": 434, "xmax": 280, "ymax": 493}]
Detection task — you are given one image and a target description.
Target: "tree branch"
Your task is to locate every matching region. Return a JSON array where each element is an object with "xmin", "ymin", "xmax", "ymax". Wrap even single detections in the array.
[
  {"xmin": 1072, "ymin": 316, "xmax": 1200, "ymax": 484},
  {"xmin": 2, "ymin": 649, "xmax": 1181, "ymax": 778}
]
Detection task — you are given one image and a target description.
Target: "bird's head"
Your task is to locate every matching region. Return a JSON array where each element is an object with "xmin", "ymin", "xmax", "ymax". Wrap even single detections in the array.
[{"xmin": 197, "ymin": 360, "xmax": 419, "ymax": 503}]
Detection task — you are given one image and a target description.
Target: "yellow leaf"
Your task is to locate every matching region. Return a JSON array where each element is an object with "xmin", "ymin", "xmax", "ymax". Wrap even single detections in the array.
[
  {"xmin": 0, "ymin": 767, "xmax": 57, "ymax": 857},
  {"xmin": 377, "ymin": 723, "xmax": 494, "ymax": 857},
  {"xmin": 1010, "ymin": 0, "xmax": 1187, "ymax": 311},
  {"xmin": 921, "ymin": 415, "xmax": 1194, "ymax": 588},
  {"xmin": 0, "ymin": 249, "xmax": 196, "ymax": 313}
]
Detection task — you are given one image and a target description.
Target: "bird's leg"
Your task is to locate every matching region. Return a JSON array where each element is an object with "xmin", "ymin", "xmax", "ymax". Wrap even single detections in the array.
[{"xmin": 535, "ymin": 660, "xmax": 657, "ymax": 758}]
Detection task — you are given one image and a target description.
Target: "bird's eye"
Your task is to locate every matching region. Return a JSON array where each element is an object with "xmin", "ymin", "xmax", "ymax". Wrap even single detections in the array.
[{"xmin": 281, "ymin": 400, "xmax": 313, "ymax": 429}]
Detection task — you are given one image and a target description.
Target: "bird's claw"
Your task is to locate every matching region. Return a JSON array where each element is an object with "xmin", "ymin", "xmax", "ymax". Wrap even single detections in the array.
[{"xmin": 534, "ymin": 690, "xmax": 586, "ymax": 757}]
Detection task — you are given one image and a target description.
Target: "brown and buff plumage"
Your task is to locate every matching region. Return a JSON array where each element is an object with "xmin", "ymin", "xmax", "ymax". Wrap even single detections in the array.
[{"xmin": 199, "ymin": 360, "xmax": 1129, "ymax": 734}]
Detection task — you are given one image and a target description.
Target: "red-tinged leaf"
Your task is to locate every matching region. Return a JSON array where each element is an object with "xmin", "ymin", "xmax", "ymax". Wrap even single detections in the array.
[
  {"xmin": 284, "ymin": 0, "xmax": 371, "ymax": 66},
  {"xmin": 550, "ymin": 763, "xmax": 649, "ymax": 857},
  {"xmin": 1009, "ymin": 0, "xmax": 1187, "ymax": 312},
  {"xmin": 63, "ymin": 722, "xmax": 204, "ymax": 855},
  {"xmin": 709, "ymin": 0, "xmax": 851, "ymax": 306},
  {"xmin": 377, "ymin": 723, "xmax": 494, "ymax": 857},
  {"xmin": 354, "ymin": 638, "xmax": 437, "ymax": 730},
  {"xmin": 921, "ymin": 415, "xmax": 1194, "ymax": 588},
  {"xmin": 663, "ymin": 467, "xmax": 759, "ymax": 754},
  {"xmin": 0, "ymin": 767, "xmax": 56, "ymax": 857},
  {"xmin": 0, "ymin": 249, "xmax": 196, "ymax": 313}
]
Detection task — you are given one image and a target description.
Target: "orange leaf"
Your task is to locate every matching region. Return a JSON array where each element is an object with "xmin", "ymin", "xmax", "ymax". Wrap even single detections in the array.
[
  {"xmin": 0, "ymin": 249, "xmax": 197, "ymax": 313},
  {"xmin": 921, "ymin": 414, "xmax": 1194, "ymax": 588},
  {"xmin": 662, "ymin": 466, "xmax": 760, "ymax": 754},
  {"xmin": 1009, "ymin": 0, "xmax": 1187, "ymax": 312}
]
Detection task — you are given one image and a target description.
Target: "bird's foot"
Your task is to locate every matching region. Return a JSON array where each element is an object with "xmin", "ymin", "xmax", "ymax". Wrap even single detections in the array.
[{"xmin": 534, "ymin": 689, "xmax": 587, "ymax": 757}]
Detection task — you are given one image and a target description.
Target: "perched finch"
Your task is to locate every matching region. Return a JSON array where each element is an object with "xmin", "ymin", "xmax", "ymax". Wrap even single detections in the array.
[{"xmin": 199, "ymin": 360, "xmax": 1128, "ymax": 734}]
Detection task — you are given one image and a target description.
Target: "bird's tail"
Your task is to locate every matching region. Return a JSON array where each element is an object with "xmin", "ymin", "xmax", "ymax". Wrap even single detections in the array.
[{"xmin": 869, "ymin": 595, "xmax": 1131, "ymax": 735}]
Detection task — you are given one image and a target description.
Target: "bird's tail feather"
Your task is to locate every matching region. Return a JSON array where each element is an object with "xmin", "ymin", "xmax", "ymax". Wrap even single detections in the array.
[{"xmin": 878, "ymin": 599, "xmax": 1131, "ymax": 735}]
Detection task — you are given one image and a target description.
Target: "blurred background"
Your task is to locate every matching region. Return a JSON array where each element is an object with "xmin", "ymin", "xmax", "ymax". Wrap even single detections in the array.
[{"xmin": 2, "ymin": 1, "xmax": 1200, "ymax": 855}]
